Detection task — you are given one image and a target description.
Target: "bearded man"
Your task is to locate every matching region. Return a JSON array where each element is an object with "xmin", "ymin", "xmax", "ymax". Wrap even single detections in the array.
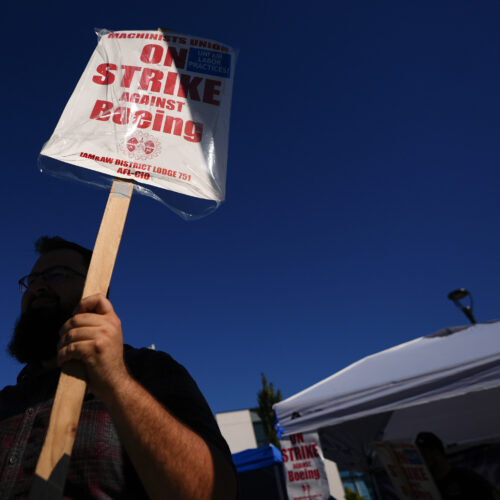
[{"xmin": 1, "ymin": 236, "xmax": 237, "ymax": 499}]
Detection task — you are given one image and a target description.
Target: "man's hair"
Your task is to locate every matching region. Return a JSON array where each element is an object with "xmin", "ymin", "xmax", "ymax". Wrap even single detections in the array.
[
  {"xmin": 35, "ymin": 236, "xmax": 92, "ymax": 268},
  {"xmin": 416, "ymin": 432, "xmax": 445, "ymax": 455}
]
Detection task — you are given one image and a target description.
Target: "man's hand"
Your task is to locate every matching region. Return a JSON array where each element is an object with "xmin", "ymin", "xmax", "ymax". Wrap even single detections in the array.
[{"xmin": 57, "ymin": 293, "xmax": 130, "ymax": 400}]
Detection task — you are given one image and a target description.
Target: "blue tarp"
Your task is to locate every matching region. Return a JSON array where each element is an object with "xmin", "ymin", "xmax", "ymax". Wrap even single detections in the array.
[{"xmin": 232, "ymin": 445, "xmax": 282, "ymax": 473}]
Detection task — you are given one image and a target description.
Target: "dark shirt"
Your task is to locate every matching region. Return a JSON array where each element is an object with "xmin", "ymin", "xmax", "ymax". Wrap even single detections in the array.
[
  {"xmin": 0, "ymin": 345, "xmax": 233, "ymax": 499},
  {"xmin": 437, "ymin": 467, "xmax": 496, "ymax": 500}
]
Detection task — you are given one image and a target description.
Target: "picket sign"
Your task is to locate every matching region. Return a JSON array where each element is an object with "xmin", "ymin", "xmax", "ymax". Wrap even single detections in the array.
[
  {"xmin": 29, "ymin": 26, "xmax": 235, "ymax": 497},
  {"xmin": 373, "ymin": 441, "xmax": 442, "ymax": 500},
  {"xmin": 29, "ymin": 179, "xmax": 134, "ymax": 498},
  {"xmin": 40, "ymin": 28, "xmax": 236, "ymax": 204},
  {"xmin": 280, "ymin": 432, "xmax": 331, "ymax": 500}
]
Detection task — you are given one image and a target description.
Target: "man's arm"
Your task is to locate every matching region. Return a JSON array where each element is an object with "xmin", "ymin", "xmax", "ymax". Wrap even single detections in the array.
[{"xmin": 57, "ymin": 293, "xmax": 237, "ymax": 500}]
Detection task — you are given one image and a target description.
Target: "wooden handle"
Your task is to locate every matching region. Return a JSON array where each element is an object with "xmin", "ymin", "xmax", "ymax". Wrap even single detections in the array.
[{"xmin": 31, "ymin": 179, "xmax": 134, "ymax": 495}]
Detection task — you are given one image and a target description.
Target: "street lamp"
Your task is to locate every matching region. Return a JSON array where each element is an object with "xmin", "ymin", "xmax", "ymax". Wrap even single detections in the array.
[{"xmin": 447, "ymin": 288, "xmax": 476, "ymax": 324}]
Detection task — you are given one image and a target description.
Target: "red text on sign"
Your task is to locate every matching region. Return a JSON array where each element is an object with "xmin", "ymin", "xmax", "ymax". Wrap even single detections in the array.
[
  {"xmin": 90, "ymin": 100, "xmax": 203, "ymax": 143},
  {"xmin": 92, "ymin": 63, "xmax": 222, "ymax": 106},
  {"xmin": 281, "ymin": 444, "xmax": 319, "ymax": 463},
  {"xmin": 287, "ymin": 468, "xmax": 321, "ymax": 482},
  {"xmin": 119, "ymin": 92, "xmax": 185, "ymax": 112}
]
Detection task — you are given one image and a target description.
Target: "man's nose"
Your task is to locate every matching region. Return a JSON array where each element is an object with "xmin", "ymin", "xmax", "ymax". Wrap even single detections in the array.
[{"xmin": 21, "ymin": 278, "xmax": 50, "ymax": 311}]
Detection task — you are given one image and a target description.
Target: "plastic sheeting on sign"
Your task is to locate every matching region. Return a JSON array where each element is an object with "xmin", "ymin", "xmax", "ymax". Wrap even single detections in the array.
[{"xmin": 39, "ymin": 28, "xmax": 237, "ymax": 220}]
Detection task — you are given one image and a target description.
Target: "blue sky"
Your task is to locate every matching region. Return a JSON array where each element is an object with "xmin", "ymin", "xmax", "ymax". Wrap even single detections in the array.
[{"xmin": 1, "ymin": 1, "xmax": 500, "ymax": 414}]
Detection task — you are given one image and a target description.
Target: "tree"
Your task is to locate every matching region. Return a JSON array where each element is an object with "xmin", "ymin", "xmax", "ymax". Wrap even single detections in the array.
[{"xmin": 256, "ymin": 373, "xmax": 283, "ymax": 448}]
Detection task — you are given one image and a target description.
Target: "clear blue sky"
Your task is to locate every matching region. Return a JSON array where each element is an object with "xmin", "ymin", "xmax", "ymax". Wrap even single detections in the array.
[{"xmin": 1, "ymin": 1, "xmax": 500, "ymax": 414}]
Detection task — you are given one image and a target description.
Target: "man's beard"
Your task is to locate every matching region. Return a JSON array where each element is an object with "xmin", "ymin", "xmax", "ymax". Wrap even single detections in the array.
[{"xmin": 8, "ymin": 300, "xmax": 74, "ymax": 364}]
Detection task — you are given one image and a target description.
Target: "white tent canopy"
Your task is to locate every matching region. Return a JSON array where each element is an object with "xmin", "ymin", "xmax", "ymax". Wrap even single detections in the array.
[{"xmin": 274, "ymin": 322, "xmax": 500, "ymax": 470}]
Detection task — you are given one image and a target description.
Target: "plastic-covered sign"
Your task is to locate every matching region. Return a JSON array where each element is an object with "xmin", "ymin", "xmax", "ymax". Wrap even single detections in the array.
[
  {"xmin": 280, "ymin": 432, "xmax": 331, "ymax": 500},
  {"xmin": 374, "ymin": 441, "xmax": 442, "ymax": 500},
  {"xmin": 40, "ymin": 29, "xmax": 237, "ymax": 218}
]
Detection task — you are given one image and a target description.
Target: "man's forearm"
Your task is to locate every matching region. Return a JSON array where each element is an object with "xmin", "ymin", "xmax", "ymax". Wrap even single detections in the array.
[
  {"xmin": 57, "ymin": 295, "xmax": 236, "ymax": 499},
  {"xmin": 102, "ymin": 374, "xmax": 237, "ymax": 500}
]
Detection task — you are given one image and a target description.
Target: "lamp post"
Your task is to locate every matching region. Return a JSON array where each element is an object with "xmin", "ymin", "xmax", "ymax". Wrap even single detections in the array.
[{"xmin": 447, "ymin": 288, "xmax": 476, "ymax": 324}]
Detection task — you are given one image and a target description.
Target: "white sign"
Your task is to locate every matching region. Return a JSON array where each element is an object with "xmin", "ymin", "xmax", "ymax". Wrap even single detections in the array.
[
  {"xmin": 41, "ymin": 29, "xmax": 236, "ymax": 201},
  {"xmin": 280, "ymin": 432, "xmax": 331, "ymax": 500},
  {"xmin": 374, "ymin": 441, "xmax": 442, "ymax": 500}
]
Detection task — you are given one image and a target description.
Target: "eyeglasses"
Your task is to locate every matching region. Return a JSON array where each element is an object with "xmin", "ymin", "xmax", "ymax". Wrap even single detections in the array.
[{"xmin": 18, "ymin": 266, "xmax": 86, "ymax": 292}]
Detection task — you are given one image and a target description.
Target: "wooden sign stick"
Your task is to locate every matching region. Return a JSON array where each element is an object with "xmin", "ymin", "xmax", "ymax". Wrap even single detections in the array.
[{"xmin": 29, "ymin": 178, "xmax": 134, "ymax": 499}]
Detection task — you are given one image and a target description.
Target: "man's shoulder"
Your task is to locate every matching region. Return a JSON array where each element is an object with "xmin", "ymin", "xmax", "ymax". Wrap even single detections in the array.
[
  {"xmin": 123, "ymin": 344, "xmax": 175, "ymax": 365},
  {"xmin": 123, "ymin": 344, "xmax": 187, "ymax": 376},
  {"xmin": 122, "ymin": 344, "xmax": 199, "ymax": 392}
]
